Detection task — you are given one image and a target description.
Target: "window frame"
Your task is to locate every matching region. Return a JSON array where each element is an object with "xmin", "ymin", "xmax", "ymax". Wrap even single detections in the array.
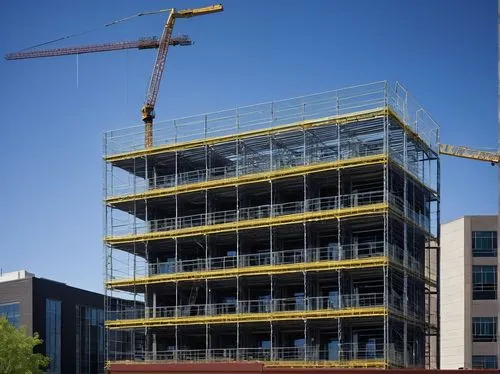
[
  {"xmin": 472, "ymin": 317, "xmax": 497, "ymax": 342},
  {"xmin": 472, "ymin": 355, "xmax": 498, "ymax": 369},
  {"xmin": 472, "ymin": 231, "xmax": 498, "ymax": 257},
  {"xmin": 45, "ymin": 299, "xmax": 62, "ymax": 374},
  {"xmin": 472, "ymin": 265, "xmax": 497, "ymax": 300}
]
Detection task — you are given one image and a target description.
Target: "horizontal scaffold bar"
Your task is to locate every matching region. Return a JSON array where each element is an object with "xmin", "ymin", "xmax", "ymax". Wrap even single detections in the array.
[
  {"xmin": 105, "ymin": 108, "xmax": 387, "ymax": 163},
  {"xmin": 106, "ymin": 256, "xmax": 388, "ymax": 288},
  {"xmin": 105, "ymin": 306, "xmax": 388, "ymax": 329},
  {"xmin": 106, "ymin": 154, "xmax": 387, "ymax": 205},
  {"xmin": 263, "ymin": 360, "xmax": 387, "ymax": 369},
  {"xmin": 105, "ymin": 203, "xmax": 388, "ymax": 245}
]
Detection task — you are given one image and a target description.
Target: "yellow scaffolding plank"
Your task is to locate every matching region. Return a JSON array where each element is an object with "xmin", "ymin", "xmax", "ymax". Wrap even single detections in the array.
[
  {"xmin": 264, "ymin": 360, "xmax": 387, "ymax": 368},
  {"xmin": 106, "ymin": 155, "xmax": 387, "ymax": 205},
  {"xmin": 105, "ymin": 203, "xmax": 388, "ymax": 245},
  {"xmin": 105, "ymin": 108, "xmax": 387, "ymax": 163},
  {"xmin": 107, "ymin": 359, "xmax": 388, "ymax": 369},
  {"xmin": 107, "ymin": 257, "xmax": 388, "ymax": 288},
  {"xmin": 105, "ymin": 306, "xmax": 387, "ymax": 329}
]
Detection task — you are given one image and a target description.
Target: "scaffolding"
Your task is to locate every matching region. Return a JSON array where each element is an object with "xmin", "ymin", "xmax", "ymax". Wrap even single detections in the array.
[{"xmin": 103, "ymin": 81, "xmax": 440, "ymax": 369}]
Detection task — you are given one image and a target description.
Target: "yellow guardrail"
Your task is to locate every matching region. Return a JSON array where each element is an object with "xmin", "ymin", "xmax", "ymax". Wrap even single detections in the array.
[
  {"xmin": 106, "ymin": 154, "xmax": 387, "ymax": 205},
  {"xmin": 105, "ymin": 203, "xmax": 388, "ymax": 245},
  {"xmin": 105, "ymin": 306, "xmax": 387, "ymax": 329},
  {"xmin": 107, "ymin": 256, "xmax": 388, "ymax": 288}
]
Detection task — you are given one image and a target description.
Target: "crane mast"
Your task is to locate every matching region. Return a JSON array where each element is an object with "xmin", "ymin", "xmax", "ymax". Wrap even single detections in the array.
[{"xmin": 142, "ymin": 4, "xmax": 223, "ymax": 148}]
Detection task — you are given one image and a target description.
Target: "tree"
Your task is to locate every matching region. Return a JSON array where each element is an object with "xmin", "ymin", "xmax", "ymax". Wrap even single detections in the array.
[{"xmin": 0, "ymin": 316, "xmax": 49, "ymax": 374}]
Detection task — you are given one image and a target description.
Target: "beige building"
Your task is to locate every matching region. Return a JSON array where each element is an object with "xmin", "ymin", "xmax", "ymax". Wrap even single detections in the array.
[{"xmin": 440, "ymin": 215, "xmax": 499, "ymax": 369}]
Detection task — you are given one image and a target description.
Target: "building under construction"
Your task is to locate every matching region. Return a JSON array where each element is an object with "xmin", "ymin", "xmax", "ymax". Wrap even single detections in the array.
[{"xmin": 103, "ymin": 81, "xmax": 440, "ymax": 369}]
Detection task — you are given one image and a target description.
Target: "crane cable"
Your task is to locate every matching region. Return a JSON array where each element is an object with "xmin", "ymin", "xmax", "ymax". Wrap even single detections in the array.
[{"xmin": 20, "ymin": 8, "xmax": 172, "ymax": 51}]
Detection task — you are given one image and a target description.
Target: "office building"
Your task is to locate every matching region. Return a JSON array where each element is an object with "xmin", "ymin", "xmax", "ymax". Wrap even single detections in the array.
[
  {"xmin": 441, "ymin": 215, "xmax": 499, "ymax": 369},
  {"xmin": 0, "ymin": 270, "xmax": 106, "ymax": 373}
]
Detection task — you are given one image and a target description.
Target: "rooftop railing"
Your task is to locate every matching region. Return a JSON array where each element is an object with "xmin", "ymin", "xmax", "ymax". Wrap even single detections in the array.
[{"xmin": 104, "ymin": 81, "xmax": 439, "ymax": 157}]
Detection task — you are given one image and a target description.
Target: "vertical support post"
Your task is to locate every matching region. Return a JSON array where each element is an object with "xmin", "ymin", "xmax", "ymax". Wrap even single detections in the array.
[
  {"xmin": 382, "ymin": 82, "xmax": 389, "ymax": 366},
  {"xmin": 303, "ymin": 319, "xmax": 308, "ymax": 361},
  {"xmin": 236, "ymin": 169, "xmax": 241, "ymax": 356},
  {"xmin": 152, "ymin": 292, "xmax": 157, "ymax": 360},
  {"xmin": 173, "ymin": 145, "xmax": 179, "ymax": 363},
  {"xmin": 204, "ymin": 139, "xmax": 210, "ymax": 360},
  {"xmin": 436, "ymin": 155, "xmax": 441, "ymax": 369},
  {"xmin": 270, "ymin": 320, "xmax": 274, "ymax": 361},
  {"xmin": 270, "ymin": 274, "xmax": 274, "ymax": 361},
  {"xmin": 337, "ymin": 116, "xmax": 343, "ymax": 360},
  {"xmin": 142, "ymin": 155, "xmax": 150, "ymax": 358},
  {"xmin": 403, "ymin": 127, "xmax": 409, "ymax": 368},
  {"xmin": 303, "ymin": 127, "xmax": 307, "ymax": 167},
  {"xmin": 269, "ymin": 152, "xmax": 275, "ymax": 360},
  {"xmin": 102, "ymin": 134, "xmax": 110, "ymax": 363},
  {"xmin": 206, "ymin": 323, "xmax": 210, "ymax": 360},
  {"xmin": 497, "ymin": 4, "xmax": 500, "ymax": 369},
  {"xmin": 303, "ymin": 173, "xmax": 308, "ymax": 261},
  {"xmin": 204, "ymin": 114, "xmax": 208, "ymax": 139},
  {"xmin": 174, "ymin": 323, "xmax": 178, "ymax": 361}
]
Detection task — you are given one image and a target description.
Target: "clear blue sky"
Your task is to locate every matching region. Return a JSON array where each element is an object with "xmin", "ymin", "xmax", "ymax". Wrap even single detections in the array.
[{"xmin": 0, "ymin": 0, "xmax": 497, "ymax": 293}]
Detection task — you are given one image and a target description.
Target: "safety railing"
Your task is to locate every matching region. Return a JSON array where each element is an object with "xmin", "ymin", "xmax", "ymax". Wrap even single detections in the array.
[
  {"xmin": 124, "ymin": 343, "xmax": 393, "ymax": 364},
  {"xmin": 388, "ymin": 194, "xmax": 431, "ymax": 233},
  {"xmin": 107, "ymin": 143, "xmax": 384, "ymax": 198},
  {"xmin": 109, "ymin": 190, "xmax": 385, "ymax": 237},
  {"xmin": 148, "ymin": 241, "xmax": 387, "ymax": 276},
  {"xmin": 110, "ymin": 190, "xmax": 432, "ymax": 238},
  {"xmin": 104, "ymin": 81, "xmax": 439, "ymax": 158},
  {"xmin": 105, "ymin": 292, "xmax": 385, "ymax": 321}
]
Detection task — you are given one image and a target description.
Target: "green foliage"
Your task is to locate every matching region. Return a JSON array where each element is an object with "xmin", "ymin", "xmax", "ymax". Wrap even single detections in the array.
[{"xmin": 0, "ymin": 316, "xmax": 49, "ymax": 374}]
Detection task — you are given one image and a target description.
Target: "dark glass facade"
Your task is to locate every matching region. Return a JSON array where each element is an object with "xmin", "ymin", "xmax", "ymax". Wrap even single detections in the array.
[
  {"xmin": 76, "ymin": 305, "xmax": 105, "ymax": 374},
  {"xmin": 46, "ymin": 299, "xmax": 62, "ymax": 374},
  {"xmin": 0, "ymin": 302, "xmax": 20, "ymax": 328}
]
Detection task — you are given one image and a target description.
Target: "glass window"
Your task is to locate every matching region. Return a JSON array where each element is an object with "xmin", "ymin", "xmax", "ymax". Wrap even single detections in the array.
[
  {"xmin": 472, "ymin": 317, "xmax": 497, "ymax": 342},
  {"xmin": 0, "ymin": 302, "xmax": 20, "ymax": 328},
  {"xmin": 472, "ymin": 355, "xmax": 498, "ymax": 369},
  {"xmin": 472, "ymin": 231, "xmax": 497, "ymax": 257},
  {"xmin": 46, "ymin": 299, "xmax": 62, "ymax": 374},
  {"xmin": 76, "ymin": 305, "xmax": 105, "ymax": 374},
  {"xmin": 472, "ymin": 265, "xmax": 497, "ymax": 300}
]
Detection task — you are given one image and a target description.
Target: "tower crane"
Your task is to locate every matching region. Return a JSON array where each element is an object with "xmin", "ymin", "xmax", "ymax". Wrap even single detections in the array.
[
  {"xmin": 5, "ymin": 4, "xmax": 223, "ymax": 148},
  {"xmin": 5, "ymin": 4, "xmax": 497, "ymax": 163}
]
